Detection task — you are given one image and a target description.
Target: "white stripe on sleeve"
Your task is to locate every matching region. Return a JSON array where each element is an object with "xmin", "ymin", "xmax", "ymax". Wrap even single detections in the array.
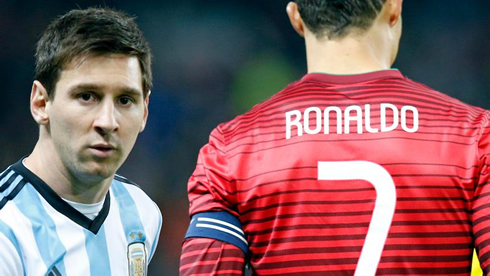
[
  {"xmin": 1, "ymin": 201, "xmax": 47, "ymax": 274},
  {"xmin": 0, "ymin": 232, "xmax": 23, "ymax": 275}
]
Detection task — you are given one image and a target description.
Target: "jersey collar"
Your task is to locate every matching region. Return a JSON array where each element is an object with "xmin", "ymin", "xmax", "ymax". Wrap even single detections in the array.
[
  {"xmin": 11, "ymin": 158, "xmax": 110, "ymax": 235},
  {"xmin": 301, "ymin": 69, "xmax": 404, "ymax": 84}
]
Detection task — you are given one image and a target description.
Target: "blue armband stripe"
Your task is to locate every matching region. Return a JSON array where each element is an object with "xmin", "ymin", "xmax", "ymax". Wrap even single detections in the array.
[{"xmin": 185, "ymin": 211, "xmax": 249, "ymax": 255}]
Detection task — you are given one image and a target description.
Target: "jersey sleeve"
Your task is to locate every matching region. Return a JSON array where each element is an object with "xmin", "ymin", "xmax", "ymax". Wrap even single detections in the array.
[
  {"xmin": 148, "ymin": 201, "xmax": 163, "ymax": 262},
  {"xmin": 0, "ymin": 226, "xmax": 24, "ymax": 275},
  {"xmin": 182, "ymin": 127, "xmax": 249, "ymax": 273},
  {"xmin": 180, "ymin": 238, "xmax": 245, "ymax": 275},
  {"xmin": 473, "ymin": 112, "xmax": 490, "ymax": 273},
  {"xmin": 187, "ymin": 126, "xmax": 237, "ymax": 216}
]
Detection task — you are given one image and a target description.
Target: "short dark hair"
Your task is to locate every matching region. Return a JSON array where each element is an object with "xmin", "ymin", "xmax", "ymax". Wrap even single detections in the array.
[
  {"xmin": 296, "ymin": 0, "xmax": 386, "ymax": 40},
  {"xmin": 35, "ymin": 7, "xmax": 152, "ymax": 98}
]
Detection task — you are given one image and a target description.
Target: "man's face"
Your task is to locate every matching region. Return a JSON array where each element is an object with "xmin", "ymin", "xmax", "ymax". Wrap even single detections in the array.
[{"xmin": 46, "ymin": 54, "xmax": 148, "ymax": 182}]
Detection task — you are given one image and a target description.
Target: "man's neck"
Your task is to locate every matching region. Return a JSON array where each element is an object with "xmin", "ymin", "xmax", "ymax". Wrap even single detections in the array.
[
  {"xmin": 304, "ymin": 25, "xmax": 395, "ymax": 75},
  {"xmin": 24, "ymin": 139, "xmax": 112, "ymax": 204}
]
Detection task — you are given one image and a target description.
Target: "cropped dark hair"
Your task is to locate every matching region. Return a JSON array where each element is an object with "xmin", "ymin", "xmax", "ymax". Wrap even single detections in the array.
[
  {"xmin": 296, "ymin": 0, "xmax": 386, "ymax": 39},
  {"xmin": 35, "ymin": 7, "xmax": 152, "ymax": 98}
]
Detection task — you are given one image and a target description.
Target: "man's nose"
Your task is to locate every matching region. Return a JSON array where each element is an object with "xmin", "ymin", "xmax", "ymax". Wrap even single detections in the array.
[{"xmin": 93, "ymin": 100, "xmax": 119, "ymax": 134}]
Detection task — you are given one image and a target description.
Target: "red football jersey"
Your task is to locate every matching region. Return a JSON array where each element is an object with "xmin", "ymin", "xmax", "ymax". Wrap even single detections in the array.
[{"xmin": 181, "ymin": 70, "xmax": 490, "ymax": 275}]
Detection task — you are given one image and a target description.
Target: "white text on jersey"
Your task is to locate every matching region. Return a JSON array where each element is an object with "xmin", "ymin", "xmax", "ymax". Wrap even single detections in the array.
[{"xmin": 285, "ymin": 103, "xmax": 419, "ymax": 139}]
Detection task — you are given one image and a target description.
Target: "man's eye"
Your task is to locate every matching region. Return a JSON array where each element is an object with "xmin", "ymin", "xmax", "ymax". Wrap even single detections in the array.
[
  {"xmin": 78, "ymin": 93, "xmax": 95, "ymax": 102},
  {"xmin": 118, "ymin": 97, "xmax": 134, "ymax": 106}
]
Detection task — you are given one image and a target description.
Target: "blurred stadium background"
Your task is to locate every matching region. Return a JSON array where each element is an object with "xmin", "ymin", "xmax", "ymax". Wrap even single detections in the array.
[{"xmin": 1, "ymin": 0, "xmax": 489, "ymax": 274}]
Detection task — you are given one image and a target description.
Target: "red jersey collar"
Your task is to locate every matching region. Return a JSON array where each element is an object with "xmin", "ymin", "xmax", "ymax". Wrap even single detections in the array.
[{"xmin": 301, "ymin": 69, "xmax": 404, "ymax": 84}]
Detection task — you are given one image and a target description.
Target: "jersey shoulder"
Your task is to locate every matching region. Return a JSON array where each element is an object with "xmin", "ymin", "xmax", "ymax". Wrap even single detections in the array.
[
  {"xmin": 111, "ymin": 174, "xmax": 162, "ymax": 221},
  {"xmin": 405, "ymin": 77, "xmax": 490, "ymax": 127},
  {"xmin": 405, "ymin": 77, "xmax": 488, "ymax": 112},
  {"xmin": 216, "ymin": 79, "xmax": 301, "ymax": 140},
  {"xmin": 112, "ymin": 174, "xmax": 154, "ymax": 203},
  {"xmin": 0, "ymin": 166, "xmax": 30, "ymax": 212}
]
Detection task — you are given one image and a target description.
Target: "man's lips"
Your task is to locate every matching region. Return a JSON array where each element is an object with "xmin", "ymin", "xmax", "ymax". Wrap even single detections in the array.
[
  {"xmin": 88, "ymin": 143, "xmax": 117, "ymax": 157},
  {"xmin": 90, "ymin": 143, "xmax": 116, "ymax": 150}
]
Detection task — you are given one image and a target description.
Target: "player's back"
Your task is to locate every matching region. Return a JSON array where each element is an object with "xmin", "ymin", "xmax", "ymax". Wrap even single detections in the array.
[{"xmin": 217, "ymin": 70, "xmax": 490, "ymax": 275}]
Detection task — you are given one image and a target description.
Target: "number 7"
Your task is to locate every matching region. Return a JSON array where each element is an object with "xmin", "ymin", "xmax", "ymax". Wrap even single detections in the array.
[{"xmin": 318, "ymin": 161, "xmax": 397, "ymax": 276}]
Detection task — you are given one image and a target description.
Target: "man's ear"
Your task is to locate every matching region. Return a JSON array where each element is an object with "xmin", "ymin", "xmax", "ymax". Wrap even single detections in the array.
[
  {"xmin": 387, "ymin": 0, "xmax": 403, "ymax": 27},
  {"xmin": 287, "ymin": 2, "xmax": 305, "ymax": 37},
  {"xmin": 139, "ymin": 90, "xmax": 150, "ymax": 133},
  {"xmin": 30, "ymin": 81, "xmax": 50, "ymax": 125}
]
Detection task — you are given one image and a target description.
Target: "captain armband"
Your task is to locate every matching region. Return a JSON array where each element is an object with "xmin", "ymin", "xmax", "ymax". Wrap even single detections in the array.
[{"xmin": 184, "ymin": 211, "xmax": 249, "ymax": 255}]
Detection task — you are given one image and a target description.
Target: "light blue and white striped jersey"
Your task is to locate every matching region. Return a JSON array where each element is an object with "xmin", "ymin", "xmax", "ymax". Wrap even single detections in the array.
[{"xmin": 0, "ymin": 159, "xmax": 162, "ymax": 276}]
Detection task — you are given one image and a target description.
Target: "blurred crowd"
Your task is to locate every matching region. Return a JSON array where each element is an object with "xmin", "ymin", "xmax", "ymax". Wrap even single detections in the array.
[{"xmin": 1, "ymin": 0, "xmax": 489, "ymax": 274}]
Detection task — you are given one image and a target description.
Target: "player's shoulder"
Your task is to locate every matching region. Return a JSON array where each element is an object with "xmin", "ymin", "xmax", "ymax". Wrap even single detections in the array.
[
  {"xmin": 406, "ymin": 77, "xmax": 490, "ymax": 121},
  {"xmin": 112, "ymin": 174, "xmax": 150, "ymax": 199},
  {"xmin": 0, "ymin": 164, "xmax": 35, "ymax": 236},
  {"xmin": 113, "ymin": 174, "xmax": 140, "ymax": 188},
  {"xmin": 405, "ymin": 77, "xmax": 485, "ymax": 109},
  {"xmin": 0, "ymin": 164, "xmax": 30, "ymax": 212},
  {"xmin": 217, "ymin": 80, "xmax": 300, "ymax": 135},
  {"xmin": 111, "ymin": 174, "xmax": 160, "ymax": 213}
]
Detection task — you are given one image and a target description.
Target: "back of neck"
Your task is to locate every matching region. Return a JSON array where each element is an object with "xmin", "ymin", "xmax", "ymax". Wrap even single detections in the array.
[{"xmin": 304, "ymin": 30, "xmax": 393, "ymax": 75}]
